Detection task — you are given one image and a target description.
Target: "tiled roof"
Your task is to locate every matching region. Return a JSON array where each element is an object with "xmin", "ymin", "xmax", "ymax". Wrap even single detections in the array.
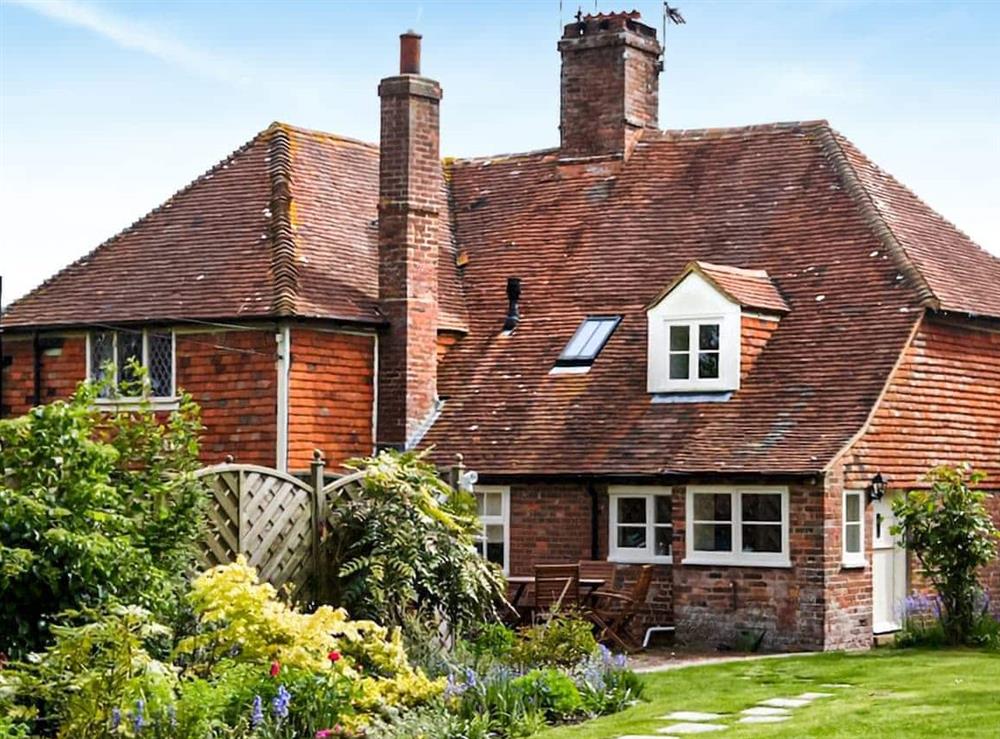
[
  {"xmin": 657, "ymin": 261, "xmax": 790, "ymax": 314},
  {"xmin": 423, "ymin": 122, "xmax": 938, "ymax": 474},
  {"xmin": 1, "ymin": 123, "xmax": 468, "ymax": 332}
]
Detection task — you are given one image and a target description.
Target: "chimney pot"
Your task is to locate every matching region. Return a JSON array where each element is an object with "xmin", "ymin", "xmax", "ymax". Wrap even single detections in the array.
[{"xmin": 400, "ymin": 30, "xmax": 422, "ymax": 74}]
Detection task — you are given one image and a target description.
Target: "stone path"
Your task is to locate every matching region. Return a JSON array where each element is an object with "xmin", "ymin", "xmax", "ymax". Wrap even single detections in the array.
[{"xmin": 615, "ymin": 685, "xmax": 848, "ymax": 738}]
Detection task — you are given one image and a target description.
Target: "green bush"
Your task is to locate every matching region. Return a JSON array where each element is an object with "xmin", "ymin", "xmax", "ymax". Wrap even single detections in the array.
[
  {"xmin": 0, "ymin": 378, "xmax": 205, "ymax": 657},
  {"xmin": 511, "ymin": 668, "xmax": 582, "ymax": 720},
  {"xmin": 327, "ymin": 450, "xmax": 506, "ymax": 634},
  {"xmin": 510, "ymin": 613, "xmax": 598, "ymax": 668},
  {"xmin": 892, "ymin": 465, "xmax": 1000, "ymax": 646}
]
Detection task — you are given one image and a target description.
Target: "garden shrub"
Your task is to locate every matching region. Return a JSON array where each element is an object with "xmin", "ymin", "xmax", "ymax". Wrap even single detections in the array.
[
  {"xmin": 326, "ymin": 450, "xmax": 506, "ymax": 635},
  {"xmin": 892, "ymin": 465, "xmax": 1000, "ymax": 646},
  {"xmin": 0, "ymin": 378, "xmax": 205, "ymax": 657},
  {"xmin": 573, "ymin": 645, "xmax": 644, "ymax": 715},
  {"xmin": 510, "ymin": 668, "xmax": 582, "ymax": 720},
  {"xmin": 510, "ymin": 612, "xmax": 598, "ymax": 668}
]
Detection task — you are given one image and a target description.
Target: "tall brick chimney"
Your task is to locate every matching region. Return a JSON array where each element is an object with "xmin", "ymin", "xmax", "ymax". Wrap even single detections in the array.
[
  {"xmin": 558, "ymin": 11, "xmax": 662, "ymax": 159},
  {"xmin": 377, "ymin": 31, "xmax": 442, "ymax": 450}
]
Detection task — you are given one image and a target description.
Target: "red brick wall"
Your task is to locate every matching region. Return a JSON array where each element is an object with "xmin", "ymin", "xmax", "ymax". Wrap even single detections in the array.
[
  {"xmin": 822, "ymin": 460, "xmax": 873, "ymax": 650},
  {"xmin": 175, "ymin": 330, "xmax": 277, "ymax": 467},
  {"xmin": 1, "ymin": 333, "xmax": 86, "ymax": 417},
  {"xmin": 670, "ymin": 479, "xmax": 827, "ymax": 652},
  {"xmin": 287, "ymin": 328, "xmax": 374, "ymax": 472}
]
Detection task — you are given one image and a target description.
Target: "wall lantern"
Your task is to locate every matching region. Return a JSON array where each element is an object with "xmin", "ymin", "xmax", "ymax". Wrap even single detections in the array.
[{"xmin": 867, "ymin": 472, "xmax": 887, "ymax": 503}]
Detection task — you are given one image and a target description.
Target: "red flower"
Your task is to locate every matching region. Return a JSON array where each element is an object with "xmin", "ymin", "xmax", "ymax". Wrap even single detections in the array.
[
  {"xmin": 270, "ymin": 661, "xmax": 281, "ymax": 677},
  {"xmin": 315, "ymin": 731, "xmax": 333, "ymax": 739},
  {"xmin": 327, "ymin": 650, "xmax": 341, "ymax": 663}
]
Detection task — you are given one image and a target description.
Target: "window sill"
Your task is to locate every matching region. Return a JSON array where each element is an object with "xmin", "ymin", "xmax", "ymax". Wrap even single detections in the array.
[
  {"xmin": 682, "ymin": 555, "xmax": 791, "ymax": 569},
  {"xmin": 93, "ymin": 397, "xmax": 180, "ymax": 412},
  {"xmin": 608, "ymin": 554, "xmax": 672, "ymax": 566},
  {"xmin": 840, "ymin": 559, "xmax": 867, "ymax": 570}
]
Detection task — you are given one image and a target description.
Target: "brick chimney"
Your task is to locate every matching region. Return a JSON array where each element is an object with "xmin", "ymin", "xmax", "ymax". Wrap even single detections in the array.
[
  {"xmin": 377, "ymin": 31, "xmax": 442, "ymax": 450},
  {"xmin": 558, "ymin": 11, "xmax": 662, "ymax": 159}
]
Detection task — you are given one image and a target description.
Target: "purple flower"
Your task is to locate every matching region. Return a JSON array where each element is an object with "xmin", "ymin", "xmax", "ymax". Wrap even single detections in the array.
[
  {"xmin": 251, "ymin": 695, "xmax": 264, "ymax": 728},
  {"xmin": 272, "ymin": 685, "xmax": 291, "ymax": 720},
  {"xmin": 464, "ymin": 667, "xmax": 477, "ymax": 688},
  {"xmin": 110, "ymin": 707, "xmax": 121, "ymax": 730},
  {"xmin": 133, "ymin": 699, "xmax": 145, "ymax": 733}
]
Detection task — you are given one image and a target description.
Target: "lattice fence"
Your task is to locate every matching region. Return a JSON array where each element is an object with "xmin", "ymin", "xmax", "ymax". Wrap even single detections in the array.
[{"xmin": 195, "ymin": 455, "xmax": 363, "ymax": 602}]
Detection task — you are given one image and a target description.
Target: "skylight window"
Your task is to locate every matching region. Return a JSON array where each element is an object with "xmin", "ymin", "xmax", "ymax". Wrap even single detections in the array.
[{"xmin": 555, "ymin": 316, "xmax": 621, "ymax": 369}]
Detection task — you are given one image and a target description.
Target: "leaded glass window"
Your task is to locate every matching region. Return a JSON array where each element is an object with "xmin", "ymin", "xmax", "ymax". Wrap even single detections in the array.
[{"xmin": 88, "ymin": 329, "xmax": 174, "ymax": 399}]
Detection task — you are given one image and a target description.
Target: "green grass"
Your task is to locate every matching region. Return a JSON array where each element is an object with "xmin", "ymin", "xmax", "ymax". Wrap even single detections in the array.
[{"xmin": 535, "ymin": 649, "xmax": 1000, "ymax": 739}]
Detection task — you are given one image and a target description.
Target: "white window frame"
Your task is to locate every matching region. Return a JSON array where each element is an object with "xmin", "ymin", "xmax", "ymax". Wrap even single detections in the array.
[
  {"xmin": 842, "ymin": 489, "xmax": 866, "ymax": 568},
  {"xmin": 684, "ymin": 485, "xmax": 790, "ymax": 567},
  {"xmin": 86, "ymin": 329, "xmax": 178, "ymax": 410},
  {"xmin": 608, "ymin": 486, "xmax": 673, "ymax": 564},
  {"xmin": 473, "ymin": 485, "xmax": 510, "ymax": 575}
]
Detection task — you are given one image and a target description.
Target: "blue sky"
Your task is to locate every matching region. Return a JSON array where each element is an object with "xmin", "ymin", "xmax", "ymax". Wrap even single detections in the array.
[{"xmin": 1, "ymin": 0, "xmax": 998, "ymax": 305}]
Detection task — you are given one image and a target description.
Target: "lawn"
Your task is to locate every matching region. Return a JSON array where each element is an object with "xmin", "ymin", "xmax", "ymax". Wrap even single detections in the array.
[{"xmin": 535, "ymin": 649, "xmax": 1000, "ymax": 739}]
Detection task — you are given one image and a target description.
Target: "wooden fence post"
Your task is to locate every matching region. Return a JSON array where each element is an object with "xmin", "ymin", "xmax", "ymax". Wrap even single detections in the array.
[{"xmin": 311, "ymin": 449, "xmax": 327, "ymax": 603}]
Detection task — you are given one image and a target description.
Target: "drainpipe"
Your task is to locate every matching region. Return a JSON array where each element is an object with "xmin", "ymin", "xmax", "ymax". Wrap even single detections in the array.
[
  {"xmin": 588, "ymin": 480, "xmax": 600, "ymax": 560},
  {"xmin": 32, "ymin": 331, "xmax": 42, "ymax": 407},
  {"xmin": 275, "ymin": 325, "xmax": 291, "ymax": 471}
]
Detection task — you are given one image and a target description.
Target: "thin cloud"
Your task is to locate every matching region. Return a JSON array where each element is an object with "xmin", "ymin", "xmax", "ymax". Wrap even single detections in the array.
[{"xmin": 8, "ymin": 0, "xmax": 249, "ymax": 85}]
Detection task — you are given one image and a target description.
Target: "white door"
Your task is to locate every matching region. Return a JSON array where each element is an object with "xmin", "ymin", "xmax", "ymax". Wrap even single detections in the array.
[{"xmin": 871, "ymin": 496, "xmax": 907, "ymax": 634}]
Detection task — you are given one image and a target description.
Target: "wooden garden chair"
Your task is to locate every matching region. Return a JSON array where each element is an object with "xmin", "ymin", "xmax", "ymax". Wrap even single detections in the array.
[
  {"xmin": 532, "ymin": 563, "xmax": 580, "ymax": 623},
  {"xmin": 588, "ymin": 564, "xmax": 654, "ymax": 652},
  {"xmin": 578, "ymin": 559, "xmax": 617, "ymax": 603}
]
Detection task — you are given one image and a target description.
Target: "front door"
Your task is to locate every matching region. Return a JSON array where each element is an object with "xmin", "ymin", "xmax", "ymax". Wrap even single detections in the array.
[{"xmin": 871, "ymin": 495, "xmax": 907, "ymax": 633}]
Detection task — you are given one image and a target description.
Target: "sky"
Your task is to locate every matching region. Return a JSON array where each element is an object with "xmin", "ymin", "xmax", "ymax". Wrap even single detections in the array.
[{"xmin": 1, "ymin": 0, "xmax": 998, "ymax": 306}]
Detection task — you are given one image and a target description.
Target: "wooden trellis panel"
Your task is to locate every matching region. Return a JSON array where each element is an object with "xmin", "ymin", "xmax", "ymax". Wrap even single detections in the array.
[
  {"xmin": 195, "ymin": 456, "xmax": 367, "ymax": 603},
  {"xmin": 196, "ymin": 463, "xmax": 318, "ymax": 600}
]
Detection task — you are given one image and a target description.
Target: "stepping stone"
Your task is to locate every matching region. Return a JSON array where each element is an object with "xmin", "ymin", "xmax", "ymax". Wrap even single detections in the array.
[
  {"xmin": 619, "ymin": 736, "xmax": 679, "ymax": 739},
  {"xmin": 820, "ymin": 683, "xmax": 852, "ymax": 688},
  {"xmin": 741, "ymin": 706, "xmax": 790, "ymax": 716},
  {"xmin": 759, "ymin": 697, "xmax": 811, "ymax": 708},
  {"xmin": 662, "ymin": 712, "xmax": 725, "ymax": 722},
  {"xmin": 660, "ymin": 724, "xmax": 727, "ymax": 734},
  {"xmin": 799, "ymin": 692, "xmax": 834, "ymax": 700},
  {"xmin": 739, "ymin": 716, "xmax": 789, "ymax": 724}
]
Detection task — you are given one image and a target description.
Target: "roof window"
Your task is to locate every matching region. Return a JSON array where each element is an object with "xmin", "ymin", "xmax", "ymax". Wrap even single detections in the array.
[{"xmin": 552, "ymin": 315, "xmax": 621, "ymax": 372}]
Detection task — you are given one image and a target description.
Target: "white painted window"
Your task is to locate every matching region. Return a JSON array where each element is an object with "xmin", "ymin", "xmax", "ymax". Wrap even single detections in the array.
[
  {"xmin": 474, "ymin": 486, "xmax": 510, "ymax": 574},
  {"xmin": 609, "ymin": 486, "xmax": 672, "ymax": 564},
  {"xmin": 684, "ymin": 486, "xmax": 790, "ymax": 567},
  {"xmin": 842, "ymin": 490, "xmax": 865, "ymax": 567},
  {"xmin": 87, "ymin": 329, "xmax": 175, "ymax": 401},
  {"xmin": 647, "ymin": 271, "xmax": 740, "ymax": 393}
]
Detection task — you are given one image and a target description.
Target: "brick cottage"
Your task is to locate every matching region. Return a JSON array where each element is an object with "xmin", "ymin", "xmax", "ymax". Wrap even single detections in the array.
[{"xmin": 3, "ymin": 11, "xmax": 999, "ymax": 651}]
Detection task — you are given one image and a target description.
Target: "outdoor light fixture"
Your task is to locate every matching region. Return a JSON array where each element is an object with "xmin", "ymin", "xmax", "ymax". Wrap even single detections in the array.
[{"xmin": 867, "ymin": 472, "xmax": 887, "ymax": 503}]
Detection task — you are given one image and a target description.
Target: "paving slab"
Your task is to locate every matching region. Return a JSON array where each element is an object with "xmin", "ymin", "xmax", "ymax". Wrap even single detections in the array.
[
  {"xmin": 759, "ymin": 697, "xmax": 811, "ymax": 708},
  {"xmin": 739, "ymin": 715, "xmax": 789, "ymax": 724},
  {"xmin": 820, "ymin": 683, "xmax": 852, "ymax": 688},
  {"xmin": 619, "ymin": 736, "xmax": 679, "ymax": 739},
  {"xmin": 741, "ymin": 706, "xmax": 790, "ymax": 716},
  {"xmin": 660, "ymin": 723, "xmax": 727, "ymax": 734},
  {"xmin": 661, "ymin": 712, "xmax": 725, "ymax": 722},
  {"xmin": 799, "ymin": 692, "xmax": 834, "ymax": 700}
]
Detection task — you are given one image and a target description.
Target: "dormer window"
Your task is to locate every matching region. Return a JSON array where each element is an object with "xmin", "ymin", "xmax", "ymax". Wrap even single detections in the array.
[
  {"xmin": 647, "ymin": 262, "xmax": 788, "ymax": 394},
  {"xmin": 552, "ymin": 315, "xmax": 621, "ymax": 373}
]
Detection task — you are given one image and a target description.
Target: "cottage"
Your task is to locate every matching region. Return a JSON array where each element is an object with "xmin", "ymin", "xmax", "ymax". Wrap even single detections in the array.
[{"xmin": 3, "ymin": 11, "xmax": 999, "ymax": 651}]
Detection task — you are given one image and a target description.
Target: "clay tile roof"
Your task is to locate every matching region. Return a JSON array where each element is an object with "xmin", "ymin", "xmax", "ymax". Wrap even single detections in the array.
[
  {"xmin": 656, "ymin": 261, "xmax": 790, "ymax": 314},
  {"xmin": 423, "ymin": 121, "xmax": 994, "ymax": 475},
  {"xmin": 2, "ymin": 122, "xmax": 467, "ymax": 332}
]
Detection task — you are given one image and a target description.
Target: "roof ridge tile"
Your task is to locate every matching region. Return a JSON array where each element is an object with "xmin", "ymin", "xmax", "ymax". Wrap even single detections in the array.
[
  {"xmin": 267, "ymin": 125, "xmax": 299, "ymax": 316},
  {"xmin": 814, "ymin": 124, "xmax": 938, "ymax": 309}
]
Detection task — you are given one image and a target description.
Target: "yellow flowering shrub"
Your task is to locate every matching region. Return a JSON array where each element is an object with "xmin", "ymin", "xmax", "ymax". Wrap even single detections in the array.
[{"xmin": 176, "ymin": 558, "xmax": 443, "ymax": 713}]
